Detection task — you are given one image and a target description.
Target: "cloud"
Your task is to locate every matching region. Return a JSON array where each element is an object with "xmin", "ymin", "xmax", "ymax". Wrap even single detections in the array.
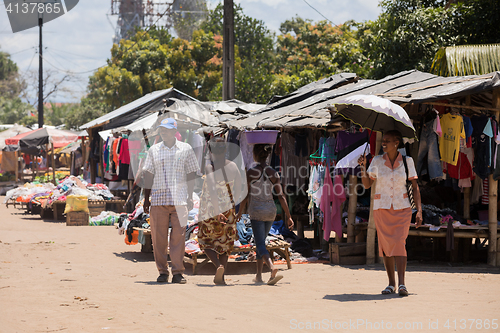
[{"xmin": 0, "ymin": 0, "xmax": 115, "ymax": 102}]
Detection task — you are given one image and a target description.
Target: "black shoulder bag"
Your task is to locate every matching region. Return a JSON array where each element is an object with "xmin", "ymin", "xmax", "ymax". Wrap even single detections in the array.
[{"xmin": 402, "ymin": 156, "xmax": 417, "ymax": 210}]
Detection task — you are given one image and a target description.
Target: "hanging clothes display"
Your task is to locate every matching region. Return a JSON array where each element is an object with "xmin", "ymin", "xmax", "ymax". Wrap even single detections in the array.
[
  {"xmin": 118, "ymin": 137, "xmax": 130, "ymax": 180},
  {"xmin": 320, "ymin": 166, "xmax": 346, "ymax": 241},
  {"xmin": 443, "ymin": 151, "xmax": 474, "ymax": 189},
  {"xmin": 439, "ymin": 113, "xmax": 465, "ymax": 166},
  {"xmin": 417, "ymin": 111, "xmax": 443, "ymax": 180},
  {"xmin": 471, "ymin": 115, "xmax": 493, "ymax": 179}
]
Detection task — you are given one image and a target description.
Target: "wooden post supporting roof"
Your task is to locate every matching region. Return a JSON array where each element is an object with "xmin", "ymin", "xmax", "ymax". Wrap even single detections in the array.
[
  {"xmin": 366, "ymin": 132, "xmax": 382, "ymax": 264},
  {"xmin": 222, "ymin": 0, "xmax": 235, "ymax": 101},
  {"xmin": 347, "ymin": 175, "xmax": 357, "ymax": 243},
  {"xmin": 89, "ymin": 129, "xmax": 96, "ymax": 184},
  {"xmin": 14, "ymin": 150, "xmax": 19, "ymax": 182},
  {"xmin": 489, "ymin": 88, "xmax": 500, "ymax": 266},
  {"xmin": 463, "ymin": 96, "xmax": 472, "ymax": 220},
  {"xmin": 51, "ymin": 143, "xmax": 56, "ymax": 186}
]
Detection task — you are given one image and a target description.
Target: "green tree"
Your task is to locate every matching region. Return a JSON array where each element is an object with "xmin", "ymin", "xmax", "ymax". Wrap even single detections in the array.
[
  {"xmin": 360, "ymin": 0, "xmax": 500, "ymax": 79},
  {"xmin": 45, "ymin": 102, "xmax": 76, "ymax": 127},
  {"xmin": 0, "ymin": 50, "xmax": 23, "ymax": 98},
  {"xmin": 0, "ymin": 97, "xmax": 35, "ymax": 124},
  {"xmin": 0, "ymin": 49, "xmax": 35, "ymax": 125},
  {"xmin": 87, "ymin": 29, "xmax": 226, "ymax": 107},
  {"xmin": 361, "ymin": 1, "xmax": 463, "ymax": 79},
  {"xmin": 65, "ymin": 97, "xmax": 111, "ymax": 130},
  {"xmin": 458, "ymin": 0, "xmax": 500, "ymax": 45}
]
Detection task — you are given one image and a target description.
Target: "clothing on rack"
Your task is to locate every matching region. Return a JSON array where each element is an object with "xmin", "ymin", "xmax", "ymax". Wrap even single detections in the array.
[
  {"xmin": 439, "ymin": 113, "xmax": 465, "ymax": 166},
  {"xmin": 416, "ymin": 118, "xmax": 443, "ymax": 180},
  {"xmin": 321, "ymin": 167, "xmax": 345, "ymax": 241},
  {"xmin": 471, "ymin": 115, "xmax": 493, "ymax": 179}
]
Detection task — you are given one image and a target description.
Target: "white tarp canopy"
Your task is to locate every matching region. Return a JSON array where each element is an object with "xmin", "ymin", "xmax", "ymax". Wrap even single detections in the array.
[{"xmin": 0, "ymin": 124, "xmax": 31, "ymax": 150}]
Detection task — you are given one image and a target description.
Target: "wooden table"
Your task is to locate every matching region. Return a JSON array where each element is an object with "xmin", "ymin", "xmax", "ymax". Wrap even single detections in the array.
[
  {"xmin": 408, "ymin": 223, "xmax": 500, "ymax": 262},
  {"xmin": 408, "ymin": 223, "xmax": 496, "ymax": 239}
]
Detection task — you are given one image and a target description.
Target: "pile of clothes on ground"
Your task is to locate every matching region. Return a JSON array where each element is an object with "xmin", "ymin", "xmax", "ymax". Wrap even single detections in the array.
[
  {"xmin": 3, "ymin": 176, "xmax": 115, "ymax": 212},
  {"xmin": 119, "ymin": 193, "xmax": 201, "ymax": 247}
]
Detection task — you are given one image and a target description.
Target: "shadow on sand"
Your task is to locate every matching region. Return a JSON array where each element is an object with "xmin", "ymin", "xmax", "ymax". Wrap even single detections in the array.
[
  {"xmin": 113, "ymin": 251, "xmax": 154, "ymax": 263},
  {"xmin": 336, "ymin": 262, "xmax": 500, "ymax": 275},
  {"xmin": 323, "ymin": 293, "xmax": 409, "ymax": 302}
]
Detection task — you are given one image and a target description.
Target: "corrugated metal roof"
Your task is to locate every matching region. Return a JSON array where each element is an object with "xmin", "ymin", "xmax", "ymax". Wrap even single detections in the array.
[
  {"xmin": 80, "ymin": 88, "xmax": 197, "ymax": 130},
  {"xmin": 223, "ymin": 70, "xmax": 500, "ymax": 130}
]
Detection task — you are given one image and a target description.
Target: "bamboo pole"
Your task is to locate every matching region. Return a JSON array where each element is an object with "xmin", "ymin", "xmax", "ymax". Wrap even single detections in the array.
[
  {"xmin": 335, "ymin": 174, "xmax": 344, "ymax": 243},
  {"xmin": 15, "ymin": 150, "xmax": 19, "ymax": 182},
  {"xmin": 463, "ymin": 96, "xmax": 471, "ymax": 220},
  {"xmin": 490, "ymin": 88, "xmax": 500, "ymax": 266},
  {"xmin": 89, "ymin": 130, "xmax": 96, "ymax": 184},
  {"xmin": 51, "ymin": 143, "xmax": 56, "ymax": 186},
  {"xmin": 366, "ymin": 132, "xmax": 382, "ymax": 264},
  {"xmin": 347, "ymin": 174, "xmax": 357, "ymax": 243},
  {"xmin": 45, "ymin": 145, "xmax": 49, "ymax": 177},
  {"xmin": 32, "ymin": 154, "xmax": 37, "ymax": 182},
  {"xmin": 99, "ymin": 136, "xmax": 104, "ymax": 183}
]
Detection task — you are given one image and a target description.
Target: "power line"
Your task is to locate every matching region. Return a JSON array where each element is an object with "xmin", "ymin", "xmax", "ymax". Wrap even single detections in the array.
[
  {"xmin": 46, "ymin": 46, "xmax": 104, "ymax": 61},
  {"xmin": 45, "ymin": 48, "xmax": 93, "ymax": 72},
  {"xmin": 301, "ymin": 0, "xmax": 337, "ymax": 26},
  {"xmin": 66, "ymin": 5, "xmax": 174, "ymax": 75},
  {"xmin": 39, "ymin": 53, "xmax": 85, "ymax": 75},
  {"xmin": 22, "ymin": 49, "xmax": 38, "ymax": 75},
  {"xmin": 6, "ymin": 46, "xmax": 36, "ymax": 56}
]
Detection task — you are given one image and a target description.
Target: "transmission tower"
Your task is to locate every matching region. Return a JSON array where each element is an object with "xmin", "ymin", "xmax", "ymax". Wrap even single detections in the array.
[{"xmin": 110, "ymin": 0, "xmax": 175, "ymax": 44}]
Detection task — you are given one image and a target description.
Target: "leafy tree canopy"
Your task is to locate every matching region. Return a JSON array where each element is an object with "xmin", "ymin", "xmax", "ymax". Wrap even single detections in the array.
[
  {"xmin": 88, "ymin": 29, "xmax": 232, "ymax": 108},
  {"xmin": 0, "ymin": 50, "xmax": 23, "ymax": 99}
]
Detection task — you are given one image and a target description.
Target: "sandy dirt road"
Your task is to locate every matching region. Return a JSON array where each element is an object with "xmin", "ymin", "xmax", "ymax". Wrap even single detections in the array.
[{"xmin": 1, "ymin": 199, "xmax": 499, "ymax": 332}]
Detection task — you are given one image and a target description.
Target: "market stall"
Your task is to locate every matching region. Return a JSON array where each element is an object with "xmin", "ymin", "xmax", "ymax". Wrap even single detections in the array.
[{"xmin": 217, "ymin": 69, "xmax": 500, "ymax": 266}]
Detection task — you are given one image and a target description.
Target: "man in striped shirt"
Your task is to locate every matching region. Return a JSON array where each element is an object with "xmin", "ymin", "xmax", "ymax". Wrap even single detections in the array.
[{"xmin": 143, "ymin": 118, "xmax": 200, "ymax": 284}]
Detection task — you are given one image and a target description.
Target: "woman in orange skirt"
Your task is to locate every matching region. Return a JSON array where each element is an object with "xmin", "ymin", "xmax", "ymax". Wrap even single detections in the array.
[{"xmin": 358, "ymin": 130, "xmax": 423, "ymax": 296}]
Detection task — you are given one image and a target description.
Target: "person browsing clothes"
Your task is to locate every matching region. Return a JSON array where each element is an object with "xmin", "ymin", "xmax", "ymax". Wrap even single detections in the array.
[
  {"xmin": 358, "ymin": 130, "xmax": 423, "ymax": 297},
  {"xmin": 143, "ymin": 118, "xmax": 200, "ymax": 284},
  {"xmin": 236, "ymin": 143, "xmax": 294, "ymax": 285}
]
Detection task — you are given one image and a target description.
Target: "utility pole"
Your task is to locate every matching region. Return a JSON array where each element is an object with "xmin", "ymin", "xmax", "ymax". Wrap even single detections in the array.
[
  {"xmin": 38, "ymin": 17, "xmax": 43, "ymax": 128},
  {"xmin": 222, "ymin": 0, "xmax": 234, "ymax": 101}
]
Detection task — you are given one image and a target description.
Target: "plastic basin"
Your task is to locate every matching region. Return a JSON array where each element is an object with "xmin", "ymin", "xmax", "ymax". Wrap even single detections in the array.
[{"xmin": 245, "ymin": 130, "xmax": 279, "ymax": 144}]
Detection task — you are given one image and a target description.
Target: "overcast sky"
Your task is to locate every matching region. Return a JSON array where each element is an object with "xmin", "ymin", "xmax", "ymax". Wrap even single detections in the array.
[{"xmin": 0, "ymin": 0, "xmax": 381, "ymax": 104}]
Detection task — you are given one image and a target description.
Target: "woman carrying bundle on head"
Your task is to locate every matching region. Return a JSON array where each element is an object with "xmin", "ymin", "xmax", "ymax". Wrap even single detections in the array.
[{"xmin": 236, "ymin": 143, "xmax": 294, "ymax": 285}]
